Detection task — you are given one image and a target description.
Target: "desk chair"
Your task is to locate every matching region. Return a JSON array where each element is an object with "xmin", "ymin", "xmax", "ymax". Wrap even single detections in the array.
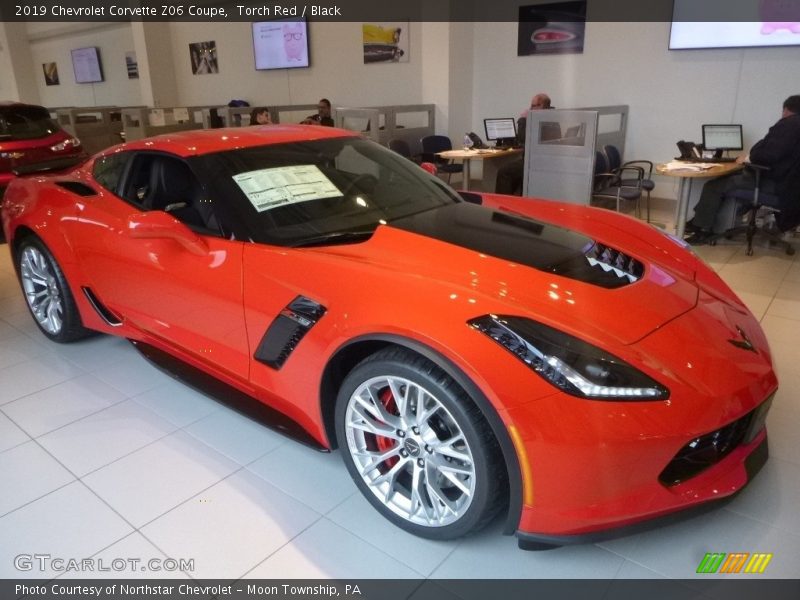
[
  {"xmin": 591, "ymin": 151, "xmax": 643, "ymax": 214},
  {"xmin": 420, "ymin": 135, "xmax": 463, "ymax": 183},
  {"xmin": 603, "ymin": 145, "xmax": 655, "ymax": 222},
  {"xmin": 388, "ymin": 139, "xmax": 420, "ymax": 163},
  {"xmin": 710, "ymin": 164, "xmax": 795, "ymax": 256}
]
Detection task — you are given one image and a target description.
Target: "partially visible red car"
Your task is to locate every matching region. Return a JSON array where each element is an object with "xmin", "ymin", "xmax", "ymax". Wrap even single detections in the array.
[{"xmin": 0, "ymin": 102, "xmax": 84, "ymax": 190}]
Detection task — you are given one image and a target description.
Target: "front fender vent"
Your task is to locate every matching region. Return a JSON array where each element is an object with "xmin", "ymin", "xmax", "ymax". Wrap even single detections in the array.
[{"xmin": 254, "ymin": 296, "xmax": 327, "ymax": 369}]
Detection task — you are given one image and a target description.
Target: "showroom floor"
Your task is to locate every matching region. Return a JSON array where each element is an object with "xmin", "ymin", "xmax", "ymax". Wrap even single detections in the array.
[{"xmin": 1, "ymin": 217, "xmax": 799, "ymax": 584}]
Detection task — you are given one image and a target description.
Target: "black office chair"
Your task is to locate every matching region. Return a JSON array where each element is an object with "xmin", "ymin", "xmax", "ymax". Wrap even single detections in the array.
[
  {"xmin": 387, "ymin": 139, "xmax": 420, "ymax": 163},
  {"xmin": 711, "ymin": 164, "xmax": 795, "ymax": 256},
  {"xmin": 420, "ymin": 135, "xmax": 463, "ymax": 183},
  {"xmin": 591, "ymin": 151, "xmax": 643, "ymax": 214},
  {"xmin": 604, "ymin": 144, "xmax": 655, "ymax": 222}
]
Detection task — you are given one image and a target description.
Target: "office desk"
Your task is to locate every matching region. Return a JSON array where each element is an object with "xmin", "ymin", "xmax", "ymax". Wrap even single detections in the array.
[
  {"xmin": 656, "ymin": 161, "xmax": 743, "ymax": 238},
  {"xmin": 436, "ymin": 147, "xmax": 523, "ymax": 191}
]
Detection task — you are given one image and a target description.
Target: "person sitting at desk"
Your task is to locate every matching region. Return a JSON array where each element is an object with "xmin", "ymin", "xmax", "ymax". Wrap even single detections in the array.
[
  {"xmin": 685, "ymin": 95, "xmax": 800, "ymax": 244},
  {"xmin": 495, "ymin": 93, "xmax": 552, "ymax": 195},
  {"xmin": 301, "ymin": 98, "xmax": 334, "ymax": 126}
]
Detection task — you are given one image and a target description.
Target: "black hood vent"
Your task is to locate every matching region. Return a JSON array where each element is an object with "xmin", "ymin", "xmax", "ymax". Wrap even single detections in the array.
[{"xmin": 389, "ymin": 203, "xmax": 643, "ymax": 289}]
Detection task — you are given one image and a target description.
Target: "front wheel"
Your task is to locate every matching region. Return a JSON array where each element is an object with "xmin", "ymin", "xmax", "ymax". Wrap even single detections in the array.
[
  {"xmin": 335, "ymin": 347, "xmax": 506, "ymax": 540},
  {"xmin": 16, "ymin": 236, "xmax": 91, "ymax": 343}
]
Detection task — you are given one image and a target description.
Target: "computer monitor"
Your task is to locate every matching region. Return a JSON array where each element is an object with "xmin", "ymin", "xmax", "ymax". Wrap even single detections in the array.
[
  {"xmin": 484, "ymin": 117, "xmax": 517, "ymax": 145},
  {"xmin": 702, "ymin": 124, "xmax": 743, "ymax": 151}
]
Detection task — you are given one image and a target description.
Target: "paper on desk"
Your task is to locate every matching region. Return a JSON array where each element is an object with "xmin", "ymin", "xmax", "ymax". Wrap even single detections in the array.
[{"xmin": 663, "ymin": 161, "xmax": 717, "ymax": 172}]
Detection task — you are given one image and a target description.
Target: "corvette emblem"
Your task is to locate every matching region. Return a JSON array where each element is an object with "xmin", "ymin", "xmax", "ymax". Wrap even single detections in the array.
[
  {"xmin": 729, "ymin": 326, "xmax": 756, "ymax": 353},
  {"xmin": 1, "ymin": 151, "xmax": 25, "ymax": 159}
]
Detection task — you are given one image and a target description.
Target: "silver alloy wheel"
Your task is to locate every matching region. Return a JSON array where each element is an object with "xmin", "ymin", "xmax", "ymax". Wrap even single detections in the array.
[
  {"xmin": 344, "ymin": 375, "xmax": 476, "ymax": 527},
  {"xmin": 19, "ymin": 246, "xmax": 64, "ymax": 335}
]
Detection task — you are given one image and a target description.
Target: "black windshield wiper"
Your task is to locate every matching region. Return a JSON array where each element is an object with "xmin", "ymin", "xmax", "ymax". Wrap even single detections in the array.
[{"xmin": 289, "ymin": 230, "xmax": 375, "ymax": 248}]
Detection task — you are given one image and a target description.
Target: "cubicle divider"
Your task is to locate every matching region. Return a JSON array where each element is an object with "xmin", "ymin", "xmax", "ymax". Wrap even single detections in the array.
[
  {"xmin": 522, "ymin": 109, "xmax": 599, "ymax": 204},
  {"xmin": 575, "ymin": 104, "xmax": 628, "ymax": 157},
  {"xmin": 269, "ymin": 104, "xmax": 320, "ymax": 125},
  {"xmin": 120, "ymin": 107, "xmax": 204, "ymax": 142},
  {"xmin": 521, "ymin": 105, "xmax": 629, "ymax": 205},
  {"xmin": 333, "ymin": 104, "xmax": 435, "ymax": 155},
  {"xmin": 334, "ymin": 108, "xmax": 381, "ymax": 143}
]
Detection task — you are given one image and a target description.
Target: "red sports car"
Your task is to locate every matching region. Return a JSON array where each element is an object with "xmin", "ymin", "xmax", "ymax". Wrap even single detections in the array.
[
  {"xmin": 0, "ymin": 125, "xmax": 776, "ymax": 548},
  {"xmin": 0, "ymin": 102, "xmax": 84, "ymax": 190}
]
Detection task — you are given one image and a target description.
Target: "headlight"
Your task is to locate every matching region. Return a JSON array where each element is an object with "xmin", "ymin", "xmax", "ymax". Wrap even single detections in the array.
[
  {"xmin": 50, "ymin": 137, "xmax": 80, "ymax": 152},
  {"xmin": 469, "ymin": 315, "xmax": 669, "ymax": 400}
]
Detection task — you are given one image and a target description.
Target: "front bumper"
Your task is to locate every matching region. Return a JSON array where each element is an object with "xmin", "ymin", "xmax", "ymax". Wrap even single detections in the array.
[{"xmin": 516, "ymin": 426, "xmax": 769, "ymax": 548}]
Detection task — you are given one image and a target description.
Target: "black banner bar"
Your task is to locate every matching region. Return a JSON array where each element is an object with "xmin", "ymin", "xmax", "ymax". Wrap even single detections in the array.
[
  {"xmin": 1, "ymin": 0, "xmax": 797, "ymax": 23},
  {"xmin": 3, "ymin": 579, "xmax": 800, "ymax": 600}
]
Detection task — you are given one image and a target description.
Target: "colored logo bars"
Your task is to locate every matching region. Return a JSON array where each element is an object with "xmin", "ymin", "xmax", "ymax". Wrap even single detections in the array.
[{"xmin": 696, "ymin": 552, "xmax": 773, "ymax": 574}]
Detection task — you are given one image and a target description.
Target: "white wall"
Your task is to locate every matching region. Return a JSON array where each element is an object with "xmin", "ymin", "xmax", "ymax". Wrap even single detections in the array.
[
  {"xmin": 166, "ymin": 21, "xmax": 424, "ymax": 109},
  {"xmin": 471, "ymin": 21, "xmax": 800, "ymax": 198},
  {"xmin": 7, "ymin": 19, "xmax": 798, "ymax": 200},
  {"xmin": 25, "ymin": 22, "xmax": 142, "ymax": 107}
]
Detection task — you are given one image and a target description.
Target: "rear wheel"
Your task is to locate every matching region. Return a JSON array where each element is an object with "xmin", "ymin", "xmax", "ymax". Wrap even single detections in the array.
[
  {"xmin": 16, "ymin": 236, "xmax": 90, "ymax": 343},
  {"xmin": 335, "ymin": 347, "xmax": 506, "ymax": 540}
]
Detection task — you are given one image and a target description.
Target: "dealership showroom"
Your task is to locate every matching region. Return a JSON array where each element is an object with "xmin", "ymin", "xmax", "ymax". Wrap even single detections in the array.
[{"xmin": 1, "ymin": 2, "xmax": 800, "ymax": 591}]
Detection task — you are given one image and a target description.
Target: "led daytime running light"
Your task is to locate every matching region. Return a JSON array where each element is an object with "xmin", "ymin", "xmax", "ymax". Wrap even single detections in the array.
[{"xmin": 469, "ymin": 315, "xmax": 668, "ymax": 401}]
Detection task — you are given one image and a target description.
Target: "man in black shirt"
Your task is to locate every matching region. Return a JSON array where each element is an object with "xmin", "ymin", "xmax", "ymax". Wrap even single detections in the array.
[
  {"xmin": 686, "ymin": 95, "xmax": 800, "ymax": 243},
  {"xmin": 301, "ymin": 98, "xmax": 334, "ymax": 126}
]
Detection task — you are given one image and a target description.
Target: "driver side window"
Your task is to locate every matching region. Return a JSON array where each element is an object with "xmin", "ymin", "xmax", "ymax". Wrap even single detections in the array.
[{"xmin": 122, "ymin": 153, "xmax": 223, "ymax": 237}]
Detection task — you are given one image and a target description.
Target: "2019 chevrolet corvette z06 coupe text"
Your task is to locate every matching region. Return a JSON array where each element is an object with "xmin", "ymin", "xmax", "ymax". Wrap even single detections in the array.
[{"xmin": 1, "ymin": 125, "xmax": 776, "ymax": 548}]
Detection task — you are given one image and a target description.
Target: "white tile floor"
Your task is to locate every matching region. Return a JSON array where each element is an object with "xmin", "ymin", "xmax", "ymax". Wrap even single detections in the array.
[{"xmin": 1, "ymin": 213, "xmax": 800, "ymax": 582}]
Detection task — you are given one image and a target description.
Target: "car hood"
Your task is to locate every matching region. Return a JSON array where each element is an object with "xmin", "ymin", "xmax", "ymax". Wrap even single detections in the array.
[{"xmin": 314, "ymin": 202, "xmax": 699, "ymax": 346}]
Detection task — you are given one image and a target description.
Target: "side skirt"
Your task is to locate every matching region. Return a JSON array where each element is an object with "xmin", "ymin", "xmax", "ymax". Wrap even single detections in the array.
[{"xmin": 129, "ymin": 339, "xmax": 327, "ymax": 452}]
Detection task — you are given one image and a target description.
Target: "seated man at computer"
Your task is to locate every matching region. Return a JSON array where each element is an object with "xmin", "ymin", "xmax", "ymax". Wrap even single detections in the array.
[
  {"xmin": 685, "ymin": 94, "xmax": 800, "ymax": 244},
  {"xmin": 495, "ymin": 93, "xmax": 552, "ymax": 195}
]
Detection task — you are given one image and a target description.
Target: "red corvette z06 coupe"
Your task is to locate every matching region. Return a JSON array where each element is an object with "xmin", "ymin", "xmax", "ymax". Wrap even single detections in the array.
[{"xmin": 1, "ymin": 125, "xmax": 776, "ymax": 549}]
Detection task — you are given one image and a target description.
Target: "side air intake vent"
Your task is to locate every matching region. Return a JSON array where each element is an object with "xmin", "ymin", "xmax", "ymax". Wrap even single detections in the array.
[
  {"xmin": 254, "ymin": 296, "xmax": 327, "ymax": 369},
  {"xmin": 56, "ymin": 181, "xmax": 97, "ymax": 197},
  {"xmin": 81, "ymin": 287, "xmax": 122, "ymax": 326}
]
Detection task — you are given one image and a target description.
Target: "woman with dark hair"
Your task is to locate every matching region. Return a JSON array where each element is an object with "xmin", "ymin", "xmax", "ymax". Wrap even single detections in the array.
[{"xmin": 250, "ymin": 107, "xmax": 272, "ymax": 125}]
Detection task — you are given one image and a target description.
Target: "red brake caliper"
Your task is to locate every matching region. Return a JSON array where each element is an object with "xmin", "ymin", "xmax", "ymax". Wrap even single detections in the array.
[{"xmin": 374, "ymin": 387, "xmax": 399, "ymax": 470}]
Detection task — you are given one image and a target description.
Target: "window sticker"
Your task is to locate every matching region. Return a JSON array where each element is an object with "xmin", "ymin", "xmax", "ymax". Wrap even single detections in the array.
[{"xmin": 232, "ymin": 164, "xmax": 342, "ymax": 212}]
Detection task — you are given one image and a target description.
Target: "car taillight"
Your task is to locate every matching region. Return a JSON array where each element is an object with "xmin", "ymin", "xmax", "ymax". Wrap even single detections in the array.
[{"xmin": 50, "ymin": 137, "xmax": 81, "ymax": 152}]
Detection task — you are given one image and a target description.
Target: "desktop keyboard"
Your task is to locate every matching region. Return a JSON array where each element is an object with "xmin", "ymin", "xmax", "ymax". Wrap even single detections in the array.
[{"xmin": 675, "ymin": 156, "xmax": 737, "ymax": 163}]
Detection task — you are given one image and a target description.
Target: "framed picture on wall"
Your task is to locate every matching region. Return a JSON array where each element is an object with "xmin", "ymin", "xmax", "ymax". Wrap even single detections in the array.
[
  {"xmin": 42, "ymin": 62, "xmax": 60, "ymax": 86},
  {"xmin": 518, "ymin": 1, "xmax": 586, "ymax": 56},
  {"xmin": 362, "ymin": 22, "xmax": 409, "ymax": 63},
  {"xmin": 189, "ymin": 41, "xmax": 218, "ymax": 75},
  {"xmin": 125, "ymin": 51, "xmax": 139, "ymax": 79}
]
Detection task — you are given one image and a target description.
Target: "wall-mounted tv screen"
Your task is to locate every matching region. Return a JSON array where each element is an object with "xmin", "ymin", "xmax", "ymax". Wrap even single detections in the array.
[
  {"xmin": 252, "ymin": 18, "xmax": 310, "ymax": 70},
  {"xmin": 71, "ymin": 47, "xmax": 104, "ymax": 83},
  {"xmin": 670, "ymin": 0, "xmax": 800, "ymax": 49}
]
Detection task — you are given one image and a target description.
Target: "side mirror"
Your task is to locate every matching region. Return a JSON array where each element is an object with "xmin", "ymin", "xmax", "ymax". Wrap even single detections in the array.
[{"xmin": 127, "ymin": 211, "xmax": 208, "ymax": 256}]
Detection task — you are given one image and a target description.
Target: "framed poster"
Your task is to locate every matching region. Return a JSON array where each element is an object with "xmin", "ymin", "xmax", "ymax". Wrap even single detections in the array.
[
  {"xmin": 363, "ymin": 23, "xmax": 409, "ymax": 63},
  {"xmin": 189, "ymin": 41, "xmax": 218, "ymax": 74},
  {"xmin": 518, "ymin": 1, "xmax": 586, "ymax": 56},
  {"xmin": 42, "ymin": 62, "xmax": 60, "ymax": 86}
]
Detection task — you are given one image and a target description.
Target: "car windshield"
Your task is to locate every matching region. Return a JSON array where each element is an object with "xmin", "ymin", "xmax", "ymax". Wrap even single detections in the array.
[
  {"xmin": 190, "ymin": 136, "xmax": 461, "ymax": 246},
  {"xmin": 0, "ymin": 105, "xmax": 59, "ymax": 141}
]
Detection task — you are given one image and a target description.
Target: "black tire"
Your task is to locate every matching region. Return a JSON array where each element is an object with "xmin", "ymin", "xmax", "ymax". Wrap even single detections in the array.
[
  {"xmin": 335, "ymin": 346, "xmax": 507, "ymax": 540},
  {"xmin": 15, "ymin": 236, "xmax": 91, "ymax": 343}
]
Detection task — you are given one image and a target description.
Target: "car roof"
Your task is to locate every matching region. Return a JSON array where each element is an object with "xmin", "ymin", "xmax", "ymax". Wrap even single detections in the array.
[{"xmin": 109, "ymin": 125, "xmax": 358, "ymax": 158}]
